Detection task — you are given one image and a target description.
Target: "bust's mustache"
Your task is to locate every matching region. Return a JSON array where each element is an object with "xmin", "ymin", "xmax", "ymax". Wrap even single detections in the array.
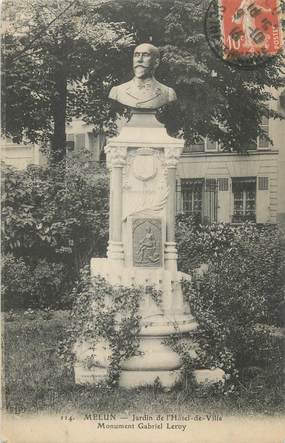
[{"xmin": 134, "ymin": 64, "xmax": 149, "ymax": 69}]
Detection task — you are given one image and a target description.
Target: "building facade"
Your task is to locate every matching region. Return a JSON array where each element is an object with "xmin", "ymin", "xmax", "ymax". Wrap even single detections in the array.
[
  {"xmin": 66, "ymin": 118, "xmax": 106, "ymax": 162},
  {"xmin": 1, "ymin": 118, "xmax": 105, "ymax": 168},
  {"xmin": 2, "ymin": 91, "xmax": 284, "ymax": 226},
  {"xmin": 177, "ymin": 88, "xmax": 285, "ymax": 225},
  {"xmin": 1, "ymin": 137, "xmax": 46, "ymax": 169}
]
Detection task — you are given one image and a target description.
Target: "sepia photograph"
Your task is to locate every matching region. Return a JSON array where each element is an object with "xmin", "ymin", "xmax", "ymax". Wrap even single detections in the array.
[{"xmin": 1, "ymin": 0, "xmax": 285, "ymax": 442}]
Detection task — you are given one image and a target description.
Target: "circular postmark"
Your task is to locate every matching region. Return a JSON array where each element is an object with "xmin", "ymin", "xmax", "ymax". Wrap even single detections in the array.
[{"xmin": 204, "ymin": 0, "xmax": 283, "ymax": 70}]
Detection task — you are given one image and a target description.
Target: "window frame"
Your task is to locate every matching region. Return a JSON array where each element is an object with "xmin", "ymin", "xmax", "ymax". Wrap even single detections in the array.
[
  {"xmin": 231, "ymin": 177, "xmax": 257, "ymax": 224},
  {"xmin": 66, "ymin": 132, "xmax": 87, "ymax": 153},
  {"xmin": 256, "ymin": 112, "xmax": 270, "ymax": 150},
  {"xmin": 204, "ymin": 137, "xmax": 219, "ymax": 152},
  {"xmin": 180, "ymin": 178, "xmax": 218, "ymax": 224},
  {"xmin": 180, "ymin": 178, "xmax": 204, "ymax": 222}
]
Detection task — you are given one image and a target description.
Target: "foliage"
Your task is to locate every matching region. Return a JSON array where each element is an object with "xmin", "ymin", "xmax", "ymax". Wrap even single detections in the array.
[
  {"xmin": 2, "ymin": 32, "xmax": 53, "ymax": 148},
  {"xmin": 176, "ymin": 214, "xmax": 236, "ymax": 271},
  {"xmin": 2, "ymin": 255, "xmax": 34, "ymax": 310},
  {"xmin": 1, "ymin": 155, "xmax": 109, "ymax": 273},
  {"xmin": 100, "ymin": 0, "xmax": 285, "ymax": 151},
  {"xmin": 2, "ymin": 255, "xmax": 70, "ymax": 310},
  {"xmin": 176, "ymin": 214, "xmax": 283, "ymax": 277},
  {"xmin": 3, "ymin": 0, "xmax": 285, "ymax": 158},
  {"xmin": 179, "ymin": 221, "xmax": 284, "ymax": 399},
  {"xmin": 2, "ymin": 0, "xmax": 134, "ymax": 161},
  {"xmin": 5, "ymin": 308, "xmax": 284, "ymax": 414},
  {"xmin": 59, "ymin": 268, "xmax": 160, "ymax": 386}
]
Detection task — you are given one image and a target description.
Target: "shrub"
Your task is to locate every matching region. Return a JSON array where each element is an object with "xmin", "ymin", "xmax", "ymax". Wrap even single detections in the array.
[
  {"xmin": 1, "ymin": 154, "xmax": 109, "ymax": 272},
  {"xmin": 180, "ymin": 221, "xmax": 284, "ymax": 402},
  {"xmin": 2, "ymin": 255, "xmax": 71, "ymax": 310},
  {"xmin": 59, "ymin": 268, "xmax": 151, "ymax": 386},
  {"xmin": 2, "ymin": 255, "xmax": 34, "ymax": 310},
  {"xmin": 32, "ymin": 259, "xmax": 71, "ymax": 308},
  {"xmin": 1, "ymin": 154, "xmax": 109, "ymax": 309}
]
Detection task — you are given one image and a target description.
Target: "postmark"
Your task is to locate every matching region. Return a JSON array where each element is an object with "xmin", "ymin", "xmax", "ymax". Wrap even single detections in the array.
[{"xmin": 204, "ymin": 0, "xmax": 284, "ymax": 69}]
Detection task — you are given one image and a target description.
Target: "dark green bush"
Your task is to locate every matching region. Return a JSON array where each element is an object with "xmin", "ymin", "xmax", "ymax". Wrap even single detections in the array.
[
  {"xmin": 2, "ymin": 255, "xmax": 71, "ymax": 310},
  {"xmin": 176, "ymin": 214, "xmax": 244, "ymax": 272},
  {"xmin": 1, "ymin": 154, "xmax": 109, "ymax": 270},
  {"xmin": 1, "ymin": 154, "xmax": 109, "ymax": 309},
  {"xmin": 179, "ymin": 221, "xmax": 284, "ymax": 404},
  {"xmin": 2, "ymin": 255, "xmax": 34, "ymax": 310},
  {"xmin": 59, "ymin": 268, "xmax": 148, "ymax": 386}
]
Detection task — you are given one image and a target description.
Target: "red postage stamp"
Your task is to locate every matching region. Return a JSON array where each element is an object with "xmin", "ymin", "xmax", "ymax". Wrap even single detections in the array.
[{"xmin": 219, "ymin": 0, "xmax": 284, "ymax": 59}]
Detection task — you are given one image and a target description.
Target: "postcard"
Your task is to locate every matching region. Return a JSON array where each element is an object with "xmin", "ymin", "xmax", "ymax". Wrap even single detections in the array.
[{"xmin": 1, "ymin": 0, "xmax": 285, "ymax": 442}]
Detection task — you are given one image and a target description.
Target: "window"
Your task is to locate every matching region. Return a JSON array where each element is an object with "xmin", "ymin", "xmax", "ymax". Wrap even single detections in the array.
[
  {"xmin": 205, "ymin": 138, "xmax": 219, "ymax": 152},
  {"xmin": 185, "ymin": 136, "xmax": 219, "ymax": 153},
  {"xmin": 66, "ymin": 133, "xmax": 86, "ymax": 153},
  {"xmin": 75, "ymin": 133, "xmax": 86, "ymax": 151},
  {"xmin": 257, "ymin": 114, "xmax": 269, "ymax": 149},
  {"xmin": 180, "ymin": 178, "xmax": 218, "ymax": 224},
  {"xmin": 66, "ymin": 134, "xmax": 75, "ymax": 151},
  {"xmin": 247, "ymin": 110, "xmax": 270, "ymax": 150},
  {"xmin": 181, "ymin": 179, "xmax": 204, "ymax": 222},
  {"xmin": 187, "ymin": 137, "xmax": 205, "ymax": 153},
  {"xmin": 232, "ymin": 177, "xmax": 256, "ymax": 223}
]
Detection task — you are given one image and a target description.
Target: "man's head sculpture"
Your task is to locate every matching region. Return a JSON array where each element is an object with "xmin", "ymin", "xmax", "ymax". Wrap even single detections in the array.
[
  {"xmin": 132, "ymin": 43, "xmax": 160, "ymax": 79},
  {"xmin": 109, "ymin": 43, "xmax": 177, "ymax": 109}
]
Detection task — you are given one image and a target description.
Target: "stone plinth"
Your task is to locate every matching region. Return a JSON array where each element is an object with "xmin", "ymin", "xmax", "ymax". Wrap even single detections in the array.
[{"xmin": 74, "ymin": 111, "xmax": 199, "ymax": 388}]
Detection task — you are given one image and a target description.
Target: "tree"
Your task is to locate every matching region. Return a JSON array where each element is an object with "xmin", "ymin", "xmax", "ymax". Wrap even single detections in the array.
[
  {"xmin": 2, "ymin": 0, "xmax": 285, "ymax": 156},
  {"xmin": 92, "ymin": 0, "xmax": 285, "ymax": 151},
  {"xmin": 2, "ymin": 153, "xmax": 109, "ymax": 273},
  {"xmin": 2, "ymin": 0, "xmax": 133, "ymax": 162}
]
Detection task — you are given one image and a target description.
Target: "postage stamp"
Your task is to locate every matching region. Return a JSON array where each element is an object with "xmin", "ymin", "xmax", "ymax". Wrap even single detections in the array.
[{"xmin": 205, "ymin": 0, "xmax": 284, "ymax": 69}]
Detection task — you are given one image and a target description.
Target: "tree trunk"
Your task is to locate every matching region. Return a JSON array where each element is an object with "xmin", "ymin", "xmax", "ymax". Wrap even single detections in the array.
[{"xmin": 51, "ymin": 61, "xmax": 67, "ymax": 164}]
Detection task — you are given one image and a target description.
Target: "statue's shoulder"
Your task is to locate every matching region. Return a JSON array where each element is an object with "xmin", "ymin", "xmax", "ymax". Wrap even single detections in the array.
[
  {"xmin": 167, "ymin": 86, "xmax": 177, "ymax": 102},
  {"xmin": 154, "ymin": 79, "xmax": 177, "ymax": 102},
  {"xmin": 109, "ymin": 80, "xmax": 132, "ymax": 100}
]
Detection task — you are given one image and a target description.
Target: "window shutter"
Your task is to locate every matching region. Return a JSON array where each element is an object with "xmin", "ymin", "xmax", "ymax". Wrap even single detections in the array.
[
  {"xmin": 66, "ymin": 134, "xmax": 75, "ymax": 152},
  {"xmin": 66, "ymin": 134, "xmax": 74, "ymax": 142},
  {"xmin": 75, "ymin": 133, "xmax": 86, "ymax": 152},
  {"xmin": 188, "ymin": 142, "xmax": 205, "ymax": 152},
  {"xmin": 205, "ymin": 178, "xmax": 217, "ymax": 191},
  {"xmin": 205, "ymin": 139, "xmax": 218, "ymax": 152},
  {"xmin": 217, "ymin": 178, "xmax": 230, "ymax": 222},
  {"xmin": 203, "ymin": 179, "xmax": 218, "ymax": 224},
  {"xmin": 218, "ymin": 178, "xmax": 229, "ymax": 191},
  {"xmin": 258, "ymin": 177, "xmax": 269, "ymax": 190},
  {"xmin": 257, "ymin": 177, "xmax": 270, "ymax": 223}
]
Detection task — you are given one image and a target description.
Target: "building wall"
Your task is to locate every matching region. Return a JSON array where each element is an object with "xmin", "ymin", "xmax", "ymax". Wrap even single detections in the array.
[
  {"xmin": 178, "ymin": 151, "xmax": 278, "ymax": 224},
  {"xmin": 1, "ymin": 138, "xmax": 46, "ymax": 169},
  {"xmin": 270, "ymin": 88, "xmax": 285, "ymax": 226},
  {"xmin": 66, "ymin": 118, "xmax": 105, "ymax": 161},
  {"xmin": 177, "ymin": 89, "xmax": 285, "ymax": 225}
]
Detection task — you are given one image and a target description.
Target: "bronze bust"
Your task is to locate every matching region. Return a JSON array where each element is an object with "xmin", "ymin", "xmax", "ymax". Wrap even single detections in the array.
[{"xmin": 109, "ymin": 43, "xmax": 177, "ymax": 109}]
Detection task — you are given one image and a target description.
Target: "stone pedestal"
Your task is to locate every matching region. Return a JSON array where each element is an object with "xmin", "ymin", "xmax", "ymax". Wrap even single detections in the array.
[{"xmin": 74, "ymin": 111, "xmax": 199, "ymax": 388}]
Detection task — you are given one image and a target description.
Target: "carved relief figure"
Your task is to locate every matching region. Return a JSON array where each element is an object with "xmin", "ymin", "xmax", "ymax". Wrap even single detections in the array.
[
  {"xmin": 136, "ymin": 227, "xmax": 160, "ymax": 264},
  {"xmin": 133, "ymin": 219, "xmax": 162, "ymax": 267},
  {"xmin": 109, "ymin": 43, "xmax": 177, "ymax": 109}
]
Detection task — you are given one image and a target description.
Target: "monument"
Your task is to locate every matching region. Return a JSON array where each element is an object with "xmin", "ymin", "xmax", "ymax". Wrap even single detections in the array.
[
  {"xmin": 109, "ymin": 43, "xmax": 177, "ymax": 109},
  {"xmin": 74, "ymin": 43, "xmax": 217, "ymax": 388}
]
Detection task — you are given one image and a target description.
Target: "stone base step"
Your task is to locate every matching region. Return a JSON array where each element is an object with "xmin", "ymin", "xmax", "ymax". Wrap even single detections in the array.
[{"xmin": 74, "ymin": 365, "xmax": 225, "ymax": 389}]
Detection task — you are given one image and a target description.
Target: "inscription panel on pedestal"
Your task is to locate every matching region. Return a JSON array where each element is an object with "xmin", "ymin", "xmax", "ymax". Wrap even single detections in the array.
[{"xmin": 132, "ymin": 218, "xmax": 162, "ymax": 267}]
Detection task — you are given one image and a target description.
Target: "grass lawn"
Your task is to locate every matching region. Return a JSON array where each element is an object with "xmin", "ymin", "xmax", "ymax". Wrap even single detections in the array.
[{"xmin": 3, "ymin": 310, "xmax": 284, "ymax": 416}]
